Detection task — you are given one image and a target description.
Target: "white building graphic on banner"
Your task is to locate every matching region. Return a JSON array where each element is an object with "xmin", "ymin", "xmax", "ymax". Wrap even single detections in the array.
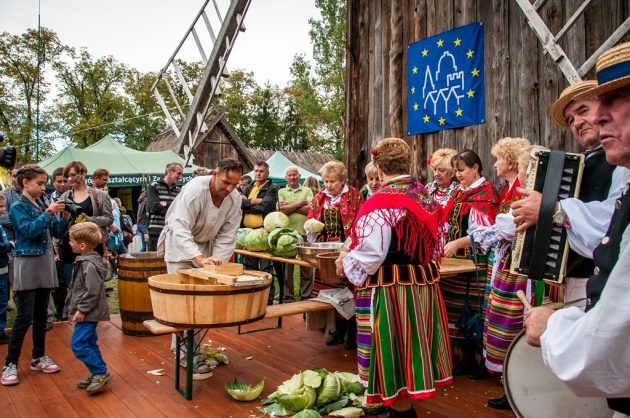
[{"xmin": 422, "ymin": 51, "xmax": 465, "ymax": 114}]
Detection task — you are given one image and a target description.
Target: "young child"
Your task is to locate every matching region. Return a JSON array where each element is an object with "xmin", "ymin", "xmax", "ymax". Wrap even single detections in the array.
[
  {"xmin": 360, "ymin": 161, "xmax": 381, "ymax": 200},
  {"xmin": 2, "ymin": 164, "xmax": 67, "ymax": 386},
  {"xmin": 65, "ymin": 221, "xmax": 112, "ymax": 395},
  {"xmin": 0, "ymin": 194, "xmax": 13, "ymax": 344}
]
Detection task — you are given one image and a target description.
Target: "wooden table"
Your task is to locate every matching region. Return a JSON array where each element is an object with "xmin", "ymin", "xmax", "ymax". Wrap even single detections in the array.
[{"xmin": 235, "ymin": 249, "xmax": 476, "ymax": 277}]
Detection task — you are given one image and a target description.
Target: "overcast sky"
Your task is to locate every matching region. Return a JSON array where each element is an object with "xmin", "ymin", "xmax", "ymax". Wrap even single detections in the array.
[{"xmin": 0, "ymin": 0, "xmax": 319, "ymax": 86}]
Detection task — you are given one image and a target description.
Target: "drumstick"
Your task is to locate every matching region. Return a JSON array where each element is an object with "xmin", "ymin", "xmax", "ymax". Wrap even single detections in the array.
[{"xmin": 516, "ymin": 290, "xmax": 533, "ymax": 310}]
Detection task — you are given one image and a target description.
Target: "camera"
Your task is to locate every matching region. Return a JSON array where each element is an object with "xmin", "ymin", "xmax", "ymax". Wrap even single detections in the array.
[
  {"xmin": 63, "ymin": 198, "xmax": 83, "ymax": 217},
  {"xmin": 0, "ymin": 134, "xmax": 16, "ymax": 169}
]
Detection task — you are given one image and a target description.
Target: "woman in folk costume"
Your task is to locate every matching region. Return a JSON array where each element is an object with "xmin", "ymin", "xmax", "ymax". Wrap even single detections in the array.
[
  {"xmin": 469, "ymin": 138, "xmax": 532, "ymax": 409},
  {"xmin": 335, "ymin": 138, "xmax": 451, "ymax": 417},
  {"xmin": 307, "ymin": 161, "xmax": 363, "ymax": 243},
  {"xmin": 427, "ymin": 148, "xmax": 459, "ymax": 207},
  {"xmin": 306, "ymin": 161, "xmax": 363, "ymax": 348},
  {"xmin": 442, "ymin": 149, "xmax": 500, "ymax": 377}
]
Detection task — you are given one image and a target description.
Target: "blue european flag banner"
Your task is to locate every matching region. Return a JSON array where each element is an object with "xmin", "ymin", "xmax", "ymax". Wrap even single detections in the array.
[{"xmin": 407, "ymin": 22, "xmax": 485, "ymax": 135}]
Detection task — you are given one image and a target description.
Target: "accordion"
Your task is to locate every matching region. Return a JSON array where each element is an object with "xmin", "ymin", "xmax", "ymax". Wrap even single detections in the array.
[{"xmin": 511, "ymin": 150, "xmax": 584, "ymax": 283}]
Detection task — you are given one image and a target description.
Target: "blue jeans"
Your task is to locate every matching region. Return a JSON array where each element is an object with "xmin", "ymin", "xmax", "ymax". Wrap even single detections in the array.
[
  {"xmin": 137, "ymin": 224, "xmax": 147, "ymax": 252},
  {"xmin": 5, "ymin": 288, "xmax": 50, "ymax": 365},
  {"xmin": 71, "ymin": 322, "xmax": 107, "ymax": 375},
  {"xmin": 0, "ymin": 273, "xmax": 7, "ymax": 333}
]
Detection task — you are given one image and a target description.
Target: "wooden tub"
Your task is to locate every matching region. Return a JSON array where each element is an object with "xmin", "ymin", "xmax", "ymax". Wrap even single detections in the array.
[{"xmin": 148, "ymin": 272, "xmax": 272, "ymax": 328}]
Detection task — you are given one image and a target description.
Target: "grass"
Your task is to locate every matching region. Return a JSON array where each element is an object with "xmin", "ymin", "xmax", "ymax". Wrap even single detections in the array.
[{"xmin": 6, "ymin": 279, "xmax": 120, "ymax": 328}]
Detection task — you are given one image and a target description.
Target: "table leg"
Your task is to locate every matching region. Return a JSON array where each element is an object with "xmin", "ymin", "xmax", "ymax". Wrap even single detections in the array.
[{"xmin": 174, "ymin": 330, "xmax": 199, "ymax": 400}]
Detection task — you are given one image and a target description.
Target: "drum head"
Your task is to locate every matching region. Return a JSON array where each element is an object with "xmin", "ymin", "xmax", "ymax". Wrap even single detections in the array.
[{"xmin": 504, "ymin": 331, "xmax": 612, "ymax": 418}]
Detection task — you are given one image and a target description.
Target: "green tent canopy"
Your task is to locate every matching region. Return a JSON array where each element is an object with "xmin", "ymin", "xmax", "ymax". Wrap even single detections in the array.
[
  {"xmin": 38, "ymin": 135, "xmax": 195, "ymax": 188},
  {"xmin": 246, "ymin": 151, "xmax": 322, "ymax": 187}
]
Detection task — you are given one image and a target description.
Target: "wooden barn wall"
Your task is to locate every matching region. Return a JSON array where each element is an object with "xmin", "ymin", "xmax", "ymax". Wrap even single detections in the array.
[
  {"xmin": 345, "ymin": 0, "xmax": 630, "ymax": 187},
  {"xmin": 194, "ymin": 130, "xmax": 243, "ymax": 169}
]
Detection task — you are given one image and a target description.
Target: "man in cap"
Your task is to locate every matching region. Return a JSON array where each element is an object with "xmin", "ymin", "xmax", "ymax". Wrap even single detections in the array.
[
  {"xmin": 512, "ymin": 80, "xmax": 629, "ymax": 302},
  {"xmin": 526, "ymin": 42, "xmax": 630, "ymax": 416}
]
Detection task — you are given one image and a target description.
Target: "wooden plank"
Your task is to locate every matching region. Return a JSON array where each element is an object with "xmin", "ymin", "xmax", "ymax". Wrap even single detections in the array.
[
  {"xmin": 439, "ymin": 257, "xmax": 477, "ymax": 277},
  {"xmin": 234, "ymin": 249, "xmax": 314, "ymax": 268},
  {"xmin": 263, "ymin": 300, "xmax": 333, "ymax": 319},
  {"xmin": 144, "ymin": 320, "xmax": 180, "ymax": 335},
  {"xmin": 381, "ymin": 0, "xmax": 391, "ymax": 139},
  {"xmin": 538, "ymin": 0, "xmax": 565, "ymax": 151},
  {"xmin": 388, "ymin": 0, "xmax": 404, "ymax": 137}
]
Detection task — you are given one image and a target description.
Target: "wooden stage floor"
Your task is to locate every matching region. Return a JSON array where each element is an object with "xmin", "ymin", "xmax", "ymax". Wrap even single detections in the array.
[{"xmin": 1, "ymin": 315, "xmax": 515, "ymax": 417}]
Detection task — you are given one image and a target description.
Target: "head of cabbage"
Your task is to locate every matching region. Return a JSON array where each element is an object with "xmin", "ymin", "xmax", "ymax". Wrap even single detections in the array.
[
  {"xmin": 236, "ymin": 228, "xmax": 253, "ymax": 249},
  {"xmin": 268, "ymin": 228, "xmax": 304, "ymax": 258},
  {"xmin": 264, "ymin": 211, "xmax": 290, "ymax": 232},
  {"xmin": 243, "ymin": 228, "xmax": 271, "ymax": 251}
]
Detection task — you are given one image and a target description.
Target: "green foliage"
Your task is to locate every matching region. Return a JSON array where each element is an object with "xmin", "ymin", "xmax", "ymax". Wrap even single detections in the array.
[
  {"xmin": 0, "ymin": 27, "xmax": 65, "ymax": 162},
  {"xmin": 54, "ymin": 48, "xmax": 131, "ymax": 148},
  {"xmin": 2, "ymin": 5, "xmax": 347, "ymax": 162}
]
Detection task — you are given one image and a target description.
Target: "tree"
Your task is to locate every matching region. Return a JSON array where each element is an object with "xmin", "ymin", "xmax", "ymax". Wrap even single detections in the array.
[
  {"xmin": 249, "ymin": 83, "xmax": 284, "ymax": 149},
  {"xmin": 283, "ymin": 55, "xmax": 320, "ymax": 151},
  {"xmin": 310, "ymin": 0, "xmax": 346, "ymax": 155},
  {"xmin": 285, "ymin": 0, "xmax": 346, "ymax": 157},
  {"xmin": 121, "ymin": 69, "xmax": 166, "ymax": 151},
  {"xmin": 213, "ymin": 69, "xmax": 258, "ymax": 145},
  {"xmin": 54, "ymin": 48, "xmax": 130, "ymax": 148},
  {"xmin": 0, "ymin": 27, "xmax": 65, "ymax": 162}
]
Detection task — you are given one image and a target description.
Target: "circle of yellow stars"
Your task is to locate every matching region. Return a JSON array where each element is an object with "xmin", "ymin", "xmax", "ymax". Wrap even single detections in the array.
[{"xmin": 409, "ymin": 36, "xmax": 480, "ymax": 125}]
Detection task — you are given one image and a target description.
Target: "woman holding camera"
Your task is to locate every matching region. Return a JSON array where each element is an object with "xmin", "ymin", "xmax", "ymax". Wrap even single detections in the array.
[
  {"xmin": 59, "ymin": 161, "xmax": 113, "ymax": 286},
  {"xmin": 2, "ymin": 165, "xmax": 68, "ymax": 386}
]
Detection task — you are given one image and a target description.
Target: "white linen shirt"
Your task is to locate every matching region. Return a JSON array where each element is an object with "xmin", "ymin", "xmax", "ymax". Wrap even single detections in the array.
[
  {"xmin": 562, "ymin": 166, "xmax": 630, "ymax": 258},
  {"xmin": 540, "ymin": 222, "xmax": 630, "ymax": 398},
  {"xmin": 157, "ymin": 175, "xmax": 242, "ymax": 264}
]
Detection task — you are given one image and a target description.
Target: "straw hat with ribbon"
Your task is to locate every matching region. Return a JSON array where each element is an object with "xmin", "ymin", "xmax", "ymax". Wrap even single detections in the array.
[
  {"xmin": 549, "ymin": 80, "xmax": 598, "ymax": 128},
  {"xmin": 588, "ymin": 41, "xmax": 630, "ymax": 98}
]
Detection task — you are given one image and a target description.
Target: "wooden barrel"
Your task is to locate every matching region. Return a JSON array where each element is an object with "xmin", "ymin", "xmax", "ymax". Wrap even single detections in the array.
[
  {"xmin": 118, "ymin": 252, "xmax": 166, "ymax": 336},
  {"xmin": 148, "ymin": 272, "xmax": 272, "ymax": 328}
]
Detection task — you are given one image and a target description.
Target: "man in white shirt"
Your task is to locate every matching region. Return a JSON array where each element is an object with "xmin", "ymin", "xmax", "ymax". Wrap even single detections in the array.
[
  {"xmin": 157, "ymin": 159, "xmax": 243, "ymax": 377},
  {"xmin": 526, "ymin": 42, "xmax": 630, "ymax": 417}
]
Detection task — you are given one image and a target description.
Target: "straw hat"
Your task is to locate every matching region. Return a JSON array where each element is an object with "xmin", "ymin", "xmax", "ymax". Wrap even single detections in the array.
[
  {"xmin": 549, "ymin": 80, "xmax": 598, "ymax": 127},
  {"xmin": 588, "ymin": 41, "xmax": 630, "ymax": 98}
]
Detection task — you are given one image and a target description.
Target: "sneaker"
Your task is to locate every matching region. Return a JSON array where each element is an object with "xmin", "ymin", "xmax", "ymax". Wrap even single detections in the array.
[
  {"xmin": 178, "ymin": 358, "xmax": 211, "ymax": 374},
  {"xmin": 0, "ymin": 332, "xmax": 9, "ymax": 344},
  {"xmin": 77, "ymin": 375, "xmax": 93, "ymax": 389},
  {"xmin": 1, "ymin": 363, "xmax": 18, "ymax": 386},
  {"xmin": 30, "ymin": 356, "xmax": 60, "ymax": 374},
  {"xmin": 86, "ymin": 372, "xmax": 112, "ymax": 395}
]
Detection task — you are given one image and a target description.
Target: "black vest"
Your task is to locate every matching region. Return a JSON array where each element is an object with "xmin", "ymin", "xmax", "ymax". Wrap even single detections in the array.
[
  {"xmin": 566, "ymin": 148, "xmax": 616, "ymax": 278},
  {"xmin": 587, "ymin": 184, "xmax": 630, "ymax": 414}
]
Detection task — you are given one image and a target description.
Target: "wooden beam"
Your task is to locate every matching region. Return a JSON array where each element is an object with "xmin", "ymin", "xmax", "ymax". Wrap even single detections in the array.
[
  {"xmin": 554, "ymin": 0, "xmax": 594, "ymax": 43},
  {"xmin": 514, "ymin": 0, "xmax": 581, "ymax": 83},
  {"xmin": 578, "ymin": 16, "xmax": 630, "ymax": 77}
]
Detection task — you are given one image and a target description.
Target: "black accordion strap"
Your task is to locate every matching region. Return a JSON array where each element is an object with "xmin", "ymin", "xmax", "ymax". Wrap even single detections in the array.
[{"xmin": 530, "ymin": 150, "xmax": 565, "ymax": 280}]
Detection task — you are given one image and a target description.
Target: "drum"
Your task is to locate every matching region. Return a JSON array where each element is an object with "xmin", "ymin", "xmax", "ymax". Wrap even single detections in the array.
[{"xmin": 504, "ymin": 331, "xmax": 612, "ymax": 418}]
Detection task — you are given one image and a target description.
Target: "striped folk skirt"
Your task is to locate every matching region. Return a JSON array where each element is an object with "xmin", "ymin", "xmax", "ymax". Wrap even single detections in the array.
[
  {"xmin": 356, "ymin": 282, "xmax": 453, "ymax": 407},
  {"xmin": 483, "ymin": 251, "xmax": 527, "ymax": 373}
]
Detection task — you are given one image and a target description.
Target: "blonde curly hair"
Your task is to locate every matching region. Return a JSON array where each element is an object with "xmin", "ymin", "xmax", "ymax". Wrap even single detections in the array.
[
  {"xmin": 430, "ymin": 148, "xmax": 458, "ymax": 170},
  {"xmin": 491, "ymin": 137, "xmax": 531, "ymax": 167}
]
